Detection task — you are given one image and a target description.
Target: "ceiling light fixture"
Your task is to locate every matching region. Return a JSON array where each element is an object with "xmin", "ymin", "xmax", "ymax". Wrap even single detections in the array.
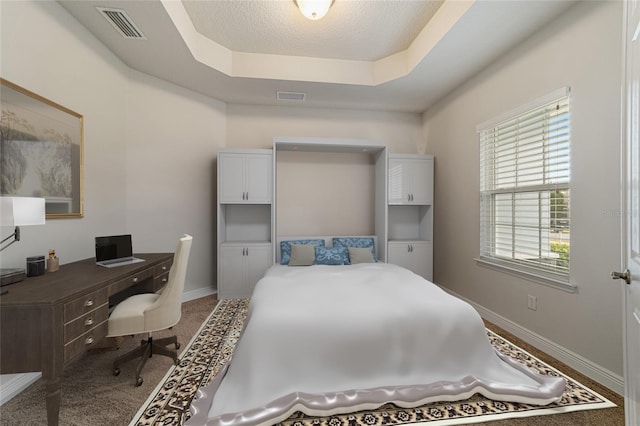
[{"xmin": 293, "ymin": 0, "xmax": 335, "ymax": 20}]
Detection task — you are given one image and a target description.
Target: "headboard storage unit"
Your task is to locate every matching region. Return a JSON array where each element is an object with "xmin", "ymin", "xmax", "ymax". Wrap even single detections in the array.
[
  {"xmin": 273, "ymin": 137, "xmax": 388, "ymax": 263},
  {"xmin": 217, "ymin": 149, "xmax": 274, "ymax": 299},
  {"xmin": 387, "ymin": 154, "xmax": 434, "ymax": 281}
]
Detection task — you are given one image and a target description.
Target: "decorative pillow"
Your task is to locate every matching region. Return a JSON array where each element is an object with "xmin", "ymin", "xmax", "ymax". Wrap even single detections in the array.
[
  {"xmin": 315, "ymin": 245, "xmax": 348, "ymax": 265},
  {"xmin": 280, "ymin": 239, "xmax": 325, "ymax": 265},
  {"xmin": 332, "ymin": 237, "xmax": 377, "ymax": 263},
  {"xmin": 288, "ymin": 244, "xmax": 316, "ymax": 266},
  {"xmin": 348, "ymin": 247, "xmax": 376, "ymax": 264}
]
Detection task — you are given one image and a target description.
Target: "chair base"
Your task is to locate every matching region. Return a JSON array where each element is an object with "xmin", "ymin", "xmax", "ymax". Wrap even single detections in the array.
[{"xmin": 112, "ymin": 334, "xmax": 180, "ymax": 386}]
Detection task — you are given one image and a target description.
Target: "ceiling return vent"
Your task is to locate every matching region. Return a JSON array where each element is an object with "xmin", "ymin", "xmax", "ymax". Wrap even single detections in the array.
[
  {"xmin": 96, "ymin": 7, "xmax": 146, "ymax": 40},
  {"xmin": 277, "ymin": 91, "xmax": 306, "ymax": 102}
]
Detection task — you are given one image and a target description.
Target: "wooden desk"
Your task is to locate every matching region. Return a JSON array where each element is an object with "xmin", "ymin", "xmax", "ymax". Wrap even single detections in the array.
[{"xmin": 0, "ymin": 253, "xmax": 174, "ymax": 426}]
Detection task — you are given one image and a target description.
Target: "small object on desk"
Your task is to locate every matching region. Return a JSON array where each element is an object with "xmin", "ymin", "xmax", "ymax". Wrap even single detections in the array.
[
  {"xmin": 0, "ymin": 268, "xmax": 25, "ymax": 286},
  {"xmin": 26, "ymin": 255, "xmax": 45, "ymax": 277},
  {"xmin": 47, "ymin": 249, "xmax": 59, "ymax": 272}
]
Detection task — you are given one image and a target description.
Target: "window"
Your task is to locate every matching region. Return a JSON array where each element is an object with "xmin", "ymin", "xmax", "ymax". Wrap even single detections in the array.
[{"xmin": 478, "ymin": 88, "xmax": 571, "ymax": 286}]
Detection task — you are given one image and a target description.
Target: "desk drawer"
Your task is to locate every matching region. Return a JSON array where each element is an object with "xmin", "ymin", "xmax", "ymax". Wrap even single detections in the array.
[
  {"xmin": 109, "ymin": 267, "xmax": 155, "ymax": 296},
  {"xmin": 64, "ymin": 288, "xmax": 108, "ymax": 323},
  {"xmin": 64, "ymin": 320, "xmax": 108, "ymax": 363},
  {"xmin": 64, "ymin": 303, "xmax": 108, "ymax": 343},
  {"xmin": 155, "ymin": 259, "xmax": 172, "ymax": 277}
]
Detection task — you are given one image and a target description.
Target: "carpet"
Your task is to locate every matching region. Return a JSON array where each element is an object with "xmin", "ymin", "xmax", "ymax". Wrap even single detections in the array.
[{"xmin": 129, "ymin": 299, "xmax": 616, "ymax": 426}]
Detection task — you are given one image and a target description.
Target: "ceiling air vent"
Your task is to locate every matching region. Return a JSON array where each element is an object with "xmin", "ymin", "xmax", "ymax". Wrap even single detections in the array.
[
  {"xmin": 97, "ymin": 7, "xmax": 146, "ymax": 40},
  {"xmin": 277, "ymin": 91, "xmax": 306, "ymax": 102}
]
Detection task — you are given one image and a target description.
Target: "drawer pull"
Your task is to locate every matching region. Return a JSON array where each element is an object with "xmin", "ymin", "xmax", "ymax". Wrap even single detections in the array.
[
  {"xmin": 84, "ymin": 299, "xmax": 93, "ymax": 308},
  {"xmin": 84, "ymin": 318, "xmax": 94, "ymax": 326},
  {"xmin": 162, "ymin": 278, "xmax": 168, "ymax": 283},
  {"xmin": 132, "ymin": 277, "xmax": 139, "ymax": 283},
  {"xmin": 85, "ymin": 336, "xmax": 94, "ymax": 345},
  {"xmin": 162, "ymin": 266, "xmax": 167, "ymax": 271}
]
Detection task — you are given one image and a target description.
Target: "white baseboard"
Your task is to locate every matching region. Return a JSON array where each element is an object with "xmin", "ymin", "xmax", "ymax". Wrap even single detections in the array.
[
  {"xmin": 0, "ymin": 372, "xmax": 41, "ymax": 406},
  {"xmin": 182, "ymin": 286, "xmax": 217, "ymax": 302},
  {"xmin": 0, "ymin": 287, "xmax": 218, "ymax": 406},
  {"xmin": 442, "ymin": 287, "xmax": 624, "ymax": 396}
]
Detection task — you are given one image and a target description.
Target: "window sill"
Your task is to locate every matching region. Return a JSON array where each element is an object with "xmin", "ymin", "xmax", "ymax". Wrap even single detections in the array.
[{"xmin": 474, "ymin": 257, "xmax": 577, "ymax": 293}]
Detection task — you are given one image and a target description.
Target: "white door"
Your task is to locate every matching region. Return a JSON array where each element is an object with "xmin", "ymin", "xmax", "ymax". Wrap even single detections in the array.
[
  {"xmin": 387, "ymin": 242, "xmax": 414, "ymax": 271},
  {"xmin": 245, "ymin": 244, "xmax": 272, "ymax": 295},
  {"xmin": 616, "ymin": 1, "xmax": 640, "ymax": 424},
  {"xmin": 411, "ymin": 241, "xmax": 433, "ymax": 282},
  {"xmin": 388, "ymin": 158, "xmax": 410, "ymax": 204}
]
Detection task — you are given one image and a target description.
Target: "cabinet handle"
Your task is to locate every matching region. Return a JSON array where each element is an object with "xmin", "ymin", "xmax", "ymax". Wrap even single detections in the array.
[
  {"xmin": 85, "ymin": 336, "xmax": 94, "ymax": 346},
  {"xmin": 84, "ymin": 318, "xmax": 94, "ymax": 326},
  {"xmin": 132, "ymin": 277, "xmax": 139, "ymax": 283},
  {"xmin": 84, "ymin": 299, "xmax": 93, "ymax": 308},
  {"xmin": 246, "ymin": 247, "xmax": 249, "ymax": 256},
  {"xmin": 246, "ymin": 192, "xmax": 249, "ymax": 200},
  {"xmin": 408, "ymin": 194, "xmax": 411, "ymax": 202},
  {"xmin": 162, "ymin": 265, "xmax": 167, "ymax": 271}
]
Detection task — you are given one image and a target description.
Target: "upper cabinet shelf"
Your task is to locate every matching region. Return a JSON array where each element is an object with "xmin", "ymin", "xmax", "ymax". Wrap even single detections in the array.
[
  {"xmin": 388, "ymin": 154, "xmax": 433, "ymax": 205},
  {"xmin": 219, "ymin": 150, "xmax": 273, "ymax": 204}
]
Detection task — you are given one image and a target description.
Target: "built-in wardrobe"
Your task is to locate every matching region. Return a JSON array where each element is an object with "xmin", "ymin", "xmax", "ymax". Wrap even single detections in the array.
[{"xmin": 216, "ymin": 138, "xmax": 433, "ymax": 299}]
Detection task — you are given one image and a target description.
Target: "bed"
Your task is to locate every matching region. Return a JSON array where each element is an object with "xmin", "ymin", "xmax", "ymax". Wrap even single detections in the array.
[{"xmin": 187, "ymin": 237, "xmax": 565, "ymax": 426}]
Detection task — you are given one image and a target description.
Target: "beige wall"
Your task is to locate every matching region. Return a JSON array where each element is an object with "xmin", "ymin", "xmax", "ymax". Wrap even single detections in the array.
[
  {"xmin": 422, "ymin": 0, "xmax": 623, "ymax": 378},
  {"xmin": 226, "ymin": 104, "xmax": 423, "ymax": 152},
  {"xmin": 227, "ymin": 104, "xmax": 423, "ymax": 236}
]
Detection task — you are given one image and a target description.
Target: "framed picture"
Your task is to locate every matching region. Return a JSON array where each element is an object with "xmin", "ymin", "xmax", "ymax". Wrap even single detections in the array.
[{"xmin": 0, "ymin": 78, "xmax": 84, "ymax": 218}]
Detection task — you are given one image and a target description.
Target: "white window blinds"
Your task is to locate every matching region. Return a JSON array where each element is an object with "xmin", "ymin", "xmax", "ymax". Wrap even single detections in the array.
[{"xmin": 479, "ymin": 88, "xmax": 571, "ymax": 284}]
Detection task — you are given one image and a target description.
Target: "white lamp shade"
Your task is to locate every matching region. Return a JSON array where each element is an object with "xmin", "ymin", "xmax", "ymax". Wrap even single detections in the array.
[
  {"xmin": 0, "ymin": 197, "xmax": 46, "ymax": 227},
  {"xmin": 295, "ymin": 0, "xmax": 333, "ymax": 20}
]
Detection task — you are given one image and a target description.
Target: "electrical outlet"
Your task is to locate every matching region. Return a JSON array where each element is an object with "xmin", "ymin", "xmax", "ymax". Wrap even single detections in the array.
[{"xmin": 527, "ymin": 295, "xmax": 537, "ymax": 311}]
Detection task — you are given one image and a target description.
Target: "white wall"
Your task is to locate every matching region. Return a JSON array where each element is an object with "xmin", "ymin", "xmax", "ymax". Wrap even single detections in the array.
[
  {"xmin": 0, "ymin": 0, "xmax": 129, "ymax": 267},
  {"xmin": 124, "ymin": 70, "xmax": 226, "ymax": 293},
  {"xmin": 0, "ymin": 1, "xmax": 226, "ymax": 292},
  {"xmin": 422, "ymin": 0, "xmax": 623, "ymax": 379}
]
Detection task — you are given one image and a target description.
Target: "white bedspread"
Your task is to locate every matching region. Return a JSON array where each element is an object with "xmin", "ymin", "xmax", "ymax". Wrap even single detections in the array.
[{"xmin": 202, "ymin": 263, "xmax": 564, "ymax": 426}]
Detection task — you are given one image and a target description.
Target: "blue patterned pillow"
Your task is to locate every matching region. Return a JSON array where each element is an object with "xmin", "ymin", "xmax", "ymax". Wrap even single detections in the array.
[
  {"xmin": 315, "ymin": 246, "xmax": 348, "ymax": 265},
  {"xmin": 280, "ymin": 239, "xmax": 325, "ymax": 265},
  {"xmin": 332, "ymin": 237, "xmax": 377, "ymax": 263}
]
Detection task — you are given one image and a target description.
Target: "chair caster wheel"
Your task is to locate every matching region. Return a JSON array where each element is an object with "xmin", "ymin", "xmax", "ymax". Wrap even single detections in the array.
[
  {"xmin": 113, "ymin": 368, "xmax": 120, "ymax": 376},
  {"xmin": 136, "ymin": 377, "xmax": 143, "ymax": 386},
  {"xmin": 175, "ymin": 342, "xmax": 181, "ymax": 350}
]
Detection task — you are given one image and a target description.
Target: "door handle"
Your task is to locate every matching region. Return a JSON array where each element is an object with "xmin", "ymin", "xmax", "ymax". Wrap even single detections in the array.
[{"xmin": 611, "ymin": 269, "xmax": 631, "ymax": 285}]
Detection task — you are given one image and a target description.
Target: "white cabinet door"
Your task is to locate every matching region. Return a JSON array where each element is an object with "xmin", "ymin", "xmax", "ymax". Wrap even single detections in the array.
[
  {"xmin": 219, "ymin": 152, "xmax": 272, "ymax": 204},
  {"xmin": 388, "ymin": 158, "xmax": 411, "ymax": 204},
  {"xmin": 245, "ymin": 244, "xmax": 272, "ymax": 295},
  {"xmin": 245, "ymin": 154, "xmax": 272, "ymax": 203},
  {"xmin": 387, "ymin": 242, "xmax": 414, "ymax": 271},
  {"xmin": 219, "ymin": 243, "xmax": 272, "ymax": 299},
  {"xmin": 219, "ymin": 154, "xmax": 246, "ymax": 203},
  {"xmin": 388, "ymin": 156, "xmax": 433, "ymax": 205},
  {"xmin": 411, "ymin": 241, "xmax": 433, "ymax": 282},
  {"xmin": 409, "ymin": 159, "xmax": 433, "ymax": 205},
  {"xmin": 219, "ymin": 245, "xmax": 246, "ymax": 299},
  {"xmin": 387, "ymin": 241, "xmax": 433, "ymax": 281}
]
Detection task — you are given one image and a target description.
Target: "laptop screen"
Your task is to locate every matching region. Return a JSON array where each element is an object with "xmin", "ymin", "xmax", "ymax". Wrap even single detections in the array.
[{"xmin": 95, "ymin": 234, "xmax": 133, "ymax": 262}]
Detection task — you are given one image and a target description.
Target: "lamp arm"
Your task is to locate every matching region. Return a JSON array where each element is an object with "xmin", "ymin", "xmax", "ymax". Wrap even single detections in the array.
[{"xmin": 0, "ymin": 226, "xmax": 20, "ymax": 252}]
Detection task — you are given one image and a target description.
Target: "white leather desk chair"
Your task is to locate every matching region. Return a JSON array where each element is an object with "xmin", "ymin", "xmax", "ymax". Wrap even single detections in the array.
[{"xmin": 107, "ymin": 234, "xmax": 193, "ymax": 386}]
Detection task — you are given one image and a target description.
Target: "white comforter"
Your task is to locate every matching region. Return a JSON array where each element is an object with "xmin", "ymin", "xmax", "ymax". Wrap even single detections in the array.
[{"xmin": 202, "ymin": 263, "xmax": 564, "ymax": 426}]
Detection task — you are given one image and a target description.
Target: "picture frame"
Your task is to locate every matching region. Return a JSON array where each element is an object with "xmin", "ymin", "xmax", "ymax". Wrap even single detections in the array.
[{"xmin": 0, "ymin": 78, "xmax": 84, "ymax": 218}]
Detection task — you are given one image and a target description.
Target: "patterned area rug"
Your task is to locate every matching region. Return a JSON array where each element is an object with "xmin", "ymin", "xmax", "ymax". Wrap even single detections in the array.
[{"xmin": 129, "ymin": 299, "xmax": 615, "ymax": 426}]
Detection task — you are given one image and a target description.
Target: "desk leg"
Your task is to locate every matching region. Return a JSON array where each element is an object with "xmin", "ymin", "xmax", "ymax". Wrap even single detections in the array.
[{"xmin": 44, "ymin": 376, "xmax": 62, "ymax": 426}]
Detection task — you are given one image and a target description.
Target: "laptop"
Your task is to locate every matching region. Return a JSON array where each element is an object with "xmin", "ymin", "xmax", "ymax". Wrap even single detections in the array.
[{"xmin": 95, "ymin": 234, "xmax": 145, "ymax": 268}]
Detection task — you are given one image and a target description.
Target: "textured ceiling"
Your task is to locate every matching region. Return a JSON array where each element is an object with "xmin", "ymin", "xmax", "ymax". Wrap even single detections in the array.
[
  {"xmin": 181, "ymin": 0, "xmax": 444, "ymax": 61},
  {"xmin": 57, "ymin": 0, "xmax": 577, "ymax": 112}
]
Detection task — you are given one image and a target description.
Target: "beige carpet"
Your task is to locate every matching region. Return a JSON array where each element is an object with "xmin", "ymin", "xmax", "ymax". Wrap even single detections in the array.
[{"xmin": 0, "ymin": 295, "xmax": 625, "ymax": 426}]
